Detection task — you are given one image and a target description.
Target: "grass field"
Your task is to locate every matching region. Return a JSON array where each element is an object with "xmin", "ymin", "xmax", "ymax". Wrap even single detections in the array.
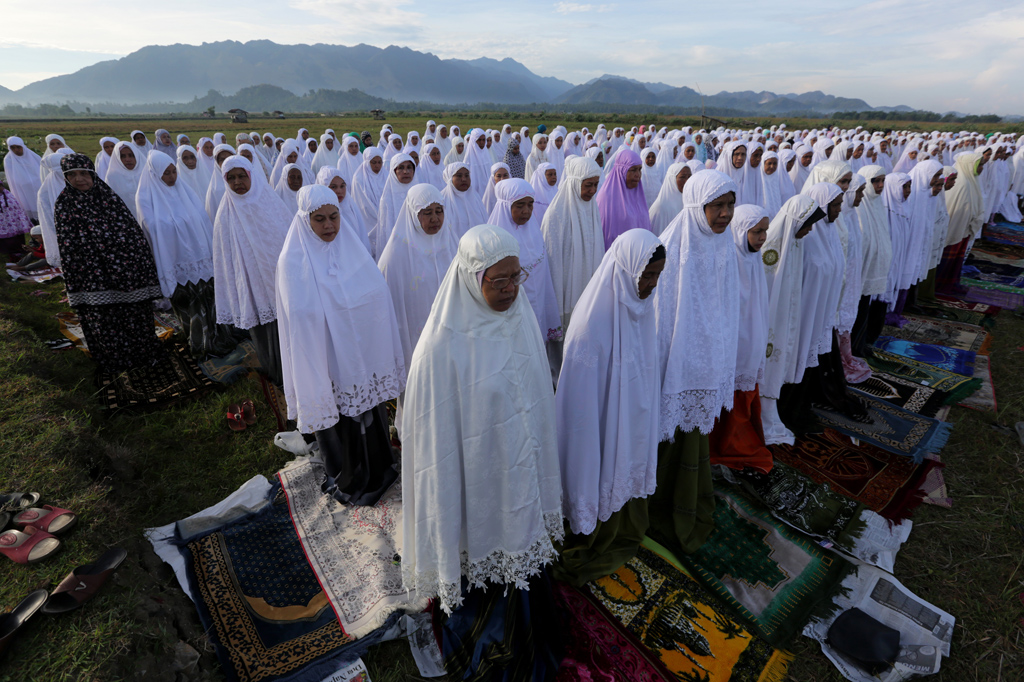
[{"xmin": 2, "ymin": 113, "xmax": 1021, "ymax": 160}]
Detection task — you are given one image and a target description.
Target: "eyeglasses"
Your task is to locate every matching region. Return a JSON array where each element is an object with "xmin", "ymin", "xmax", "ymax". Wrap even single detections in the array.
[{"xmin": 483, "ymin": 269, "xmax": 529, "ymax": 290}]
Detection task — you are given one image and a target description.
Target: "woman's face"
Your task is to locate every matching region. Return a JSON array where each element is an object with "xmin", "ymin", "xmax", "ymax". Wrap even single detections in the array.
[
  {"xmin": 474, "ymin": 135, "xmax": 486, "ymax": 149},
  {"xmin": 452, "ymin": 168, "xmax": 472, "ymax": 192},
  {"xmin": 824, "ymin": 144, "xmax": 834, "ymax": 159},
  {"xmin": 182, "ymin": 150, "xmax": 197, "ymax": 169},
  {"xmin": 119, "ymin": 147, "xmax": 137, "ymax": 170},
  {"xmin": 417, "ymin": 202, "xmax": 444, "ymax": 235},
  {"xmin": 746, "ymin": 217, "xmax": 769, "ymax": 252},
  {"xmin": 310, "ymin": 204, "xmax": 340, "ymax": 242},
  {"xmin": 287, "ymin": 168, "xmax": 304, "ymax": 191},
  {"xmin": 800, "ymin": 151, "xmax": 813, "ymax": 167},
  {"xmin": 908, "ymin": 150, "xmax": 918, "ymax": 161},
  {"xmin": 430, "ymin": 148, "xmax": 441, "ymax": 164},
  {"xmin": 48, "ymin": 139, "xmax": 65, "ymax": 152},
  {"xmin": 554, "ymin": 136, "xmax": 564, "ymax": 149},
  {"xmin": 853, "ymin": 185, "xmax": 866, "ymax": 207},
  {"xmin": 370, "ymin": 156, "xmax": 383, "ymax": 173},
  {"xmin": 825, "ymin": 196, "xmax": 842, "ymax": 222},
  {"xmin": 785, "ymin": 158, "xmax": 795, "ymax": 172},
  {"xmin": 328, "ymin": 176, "xmax": 347, "ymax": 202},
  {"xmin": 595, "ymin": 151, "xmax": 604, "ymax": 167},
  {"xmin": 683, "ymin": 146, "xmax": 695, "ymax": 160},
  {"xmin": 749, "ymin": 148, "xmax": 763, "ymax": 168},
  {"xmin": 944, "ymin": 173, "xmax": 958, "ymax": 191},
  {"xmin": 929, "ymin": 171, "xmax": 944, "ymax": 196},
  {"xmin": 226, "ymin": 168, "xmax": 251, "ymax": 195},
  {"xmin": 764, "ymin": 158, "xmax": 778, "ymax": 175},
  {"xmin": 510, "ymin": 197, "xmax": 534, "ymax": 225},
  {"xmin": 871, "ymin": 175, "xmax": 885, "ymax": 194},
  {"xmin": 159, "ymin": 132, "xmax": 172, "ymax": 146},
  {"xmin": 133, "ymin": 133, "xmax": 146, "ymax": 146},
  {"xmin": 902, "ymin": 182, "xmax": 912, "ymax": 200},
  {"xmin": 636, "ymin": 137, "xmax": 645, "ymax": 149},
  {"xmin": 9, "ymin": 145, "xmax": 23, "ymax": 156},
  {"xmin": 300, "ymin": 130, "xmax": 310, "ymax": 140},
  {"xmin": 395, "ymin": 161, "xmax": 415, "ymax": 184},
  {"xmin": 240, "ymin": 150, "xmax": 253, "ymax": 163},
  {"xmin": 638, "ymin": 257, "xmax": 666, "ymax": 299},
  {"xmin": 409, "ymin": 151, "xmax": 419, "ymax": 164},
  {"xmin": 216, "ymin": 150, "xmax": 232, "ymax": 167},
  {"xmin": 286, "ymin": 151, "xmax": 298, "ymax": 164},
  {"xmin": 643, "ymin": 153, "xmax": 656, "ymax": 168},
  {"xmin": 324, "ymin": 138, "xmax": 334, "ymax": 151},
  {"xmin": 348, "ymin": 141, "xmax": 360, "ymax": 156},
  {"xmin": 580, "ymin": 177, "xmax": 600, "ymax": 202},
  {"xmin": 66, "ymin": 169, "xmax": 94, "ymax": 192},
  {"xmin": 731, "ymin": 146, "xmax": 747, "ymax": 169},
  {"xmin": 161, "ymin": 165, "xmax": 177, "ymax": 187},
  {"xmin": 852, "ymin": 145, "xmax": 864, "ymax": 159},
  {"xmin": 481, "ymin": 256, "xmax": 521, "ymax": 312},
  {"xmin": 624, "ymin": 164, "xmax": 642, "ymax": 190},
  {"xmin": 307, "ymin": 140, "xmax": 318, "ymax": 153},
  {"xmin": 103, "ymin": 141, "xmax": 116, "ymax": 155},
  {"xmin": 837, "ymin": 172, "xmax": 852, "ymax": 192},
  {"xmin": 392, "ymin": 138, "xmax": 402, "ymax": 150},
  {"xmin": 456, "ymin": 142, "xmax": 465, "ymax": 154},
  {"xmin": 493, "ymin": 168, "xmax": 510, "ymax": 183},
  {"xmin": 535, "ymin": 137, "xmax": 548, "ymax": 152},
  {"xmin": 704, "ymin": 192, "xmax": 736, "ymax": 234},
  {"xmin": 674, "ymin": 167, "xmax": 692, "ymax": 193},
  {"xmin": 545, "ymin": 169, "xmax": 557, "ymax": 186},
  {"xmin": 202, "ymin": 141, "xmax": 214, "ymax": 156}
]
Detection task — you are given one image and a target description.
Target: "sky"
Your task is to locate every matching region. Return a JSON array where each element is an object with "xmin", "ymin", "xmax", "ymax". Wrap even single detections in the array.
[{"xmin": 3, "ymin": 0, "xmax": 1023, "ymax": 115}]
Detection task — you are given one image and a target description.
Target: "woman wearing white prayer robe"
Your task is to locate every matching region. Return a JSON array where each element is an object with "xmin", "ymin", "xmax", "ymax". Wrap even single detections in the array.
[
  {"xmin": 442, "ymin": 135, "xmax": 465, "ymax": 166},
  {"xmin": 554, "ymin": 229, "xmax": 664, "ymax": 585},
  {"xmin": 417, "ymin": 143, "xmax": 446, "ymax": 191},
  {"xmin": 36, "ymin": 150, "xmax": 74, "ymax": 268},
  {"xmin": 175, "ymin": 145, "xmax": 207, "ymax": 200},
  {"xmin": 525, "ymin": 133, "xmax": 550, "ymax": 180},
  {"xmin": 372, "ymin": 153, "xmax": 420, "ymax": 260},
  {"xmin": 336, "ymin": 135, "xmax": 362, "ymax": 180},
  {"xmin": 760, "ymin": 151, "xmax": 784, "ymax": 218},
  {"xmin": 275, "ymin": 163, "xmax": 304, "ymax": 216},
  {"xmin": 648, "ymin": 162, "xmax": 690, "ymax": 236},
  {"xmin": 277, "ymin": 184, "xmax": 404, "ymax": 507},
  {"xmin": 137, "ymin": 150, "xmax": 233, "ymax": 357},
  {"xmin": 639, "ymin": 148, "xmax": 661, "ymax": 208},
  {"xmin": 310, "ymin": 133, "xmax": 340, "ymax": 175},
  {"xmin": 316, "ymin": 167, "xmax": 372, "ymax": 256},
  {"xmin": 38, "ymin": 135, "xmax": 68, "ymax": 184},
  {"xmin": 352, "ymin": 147, "xmax": 387, "ymax": 233},
  {"xmin": 487, "ymin": 178, "xmax": 563, "ymax": 342},
  {"xmin": 378, "ymin": 183, "xmax": 458, "ymax": 372},
  {"xmin": 204, "ymin": 144, "xmax": 236, "ymax": 221},
  {"xmin": 482, "ymin": 162, "xmax": 509, "ymax": 215},
  {"xmin": 400, "ymin": 223, "xmax": 563, "ymax": 615},
  {"xmin": 541, "ymin": 156, "xmax": 605, "ymax": 335},
  {"xmin": 462, "ymin": 129, "xmax": 493, "ymax": 201},
  {"xmin": 95, "ymin": 137, "xmax": 118, "ymax": 181},
  {"xmin": 213, "ymin": 156, "xmax": 291, "ymax": 384},
  {"xmin": 105, "ymin": 142, "xmax": 146, "ymax": 222},
  {"xmin": 4, "ymin": 137, "xmax": 43, "ymax": 221},
  {"xmin": 759, "ymin": 194, "xmax": 824, "ymax": 445},
  {"xmin": 440, "ymin": 162, "xmax": 487, "ymax": 240},
  {"xmin": 530, "ymin": 162, "xmax": 558, "ymax": 225},
  {"xmin": 270, "ymin": 140, "xmax": 301, "ymax": 187},
  {"xmin": 383, "ymin": 133, "xmax": 404, "ymax": 165},
  {"xmin": 789, "ymin": 144, "xmax": 813, "ymax": 192}
]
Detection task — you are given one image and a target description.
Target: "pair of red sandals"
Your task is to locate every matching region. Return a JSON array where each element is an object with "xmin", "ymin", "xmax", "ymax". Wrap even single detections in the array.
[
  {"xmin": 227, "ymin": 398, "xmax": 258, "ymax": 431},
  {"xmin": 0, "ymin": 493, "xmax": 76, "ymax": 565}
]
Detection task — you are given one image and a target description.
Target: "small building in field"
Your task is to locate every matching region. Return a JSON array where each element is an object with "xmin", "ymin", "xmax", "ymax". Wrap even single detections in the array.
[
  {"xmin": 228, "ymin": 108, "xmax": 249, "ymax": 124},
  {"xmin": 371, "ymin": 109, "xmax": 386, "ymax": 120}
]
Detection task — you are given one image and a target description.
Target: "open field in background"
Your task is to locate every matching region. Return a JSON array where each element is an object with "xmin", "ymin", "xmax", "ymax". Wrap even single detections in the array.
[{"xmin": 2, "ymin": 114, "xmax": 1022, "ymax": 158}]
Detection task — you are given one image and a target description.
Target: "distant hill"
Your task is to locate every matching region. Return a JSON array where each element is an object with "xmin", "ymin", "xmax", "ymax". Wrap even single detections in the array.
[{"xmin": 10, "ymin": 41, "xmax": 575, "ymax": 107}]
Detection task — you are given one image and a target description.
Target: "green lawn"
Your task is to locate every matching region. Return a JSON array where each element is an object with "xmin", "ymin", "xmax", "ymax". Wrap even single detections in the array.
[{"xmin": 0, "ymin": 269, "xmax": 1022, "ymax": 681}]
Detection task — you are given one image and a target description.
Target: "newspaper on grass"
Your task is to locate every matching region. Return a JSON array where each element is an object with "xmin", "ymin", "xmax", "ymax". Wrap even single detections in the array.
[
  {"xmin": 320, "ymin": 657, "xmax": 371, "ymax": 682},
  {"xmin": 804, "ymin": 563, "xmax": 955, "ymax": 682}
]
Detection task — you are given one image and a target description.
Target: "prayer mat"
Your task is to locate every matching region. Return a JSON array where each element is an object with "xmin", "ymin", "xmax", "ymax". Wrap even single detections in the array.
[
  {"xmin": 180, "ymin": 486, "xmax": 396, "ymax": 682},
  {"xmin": 874, "ymin": 336, "xmax": 977, "ymax": 376},
  {"xmin": 967, "ymin": 247, "xmax": 1024, "ymax": 267},
  {"xmin": 810, "ymin": 388, "xmax": 952, "ymax": 463},
  {"xmin": 965, "ymin": 286, "xmax": 1024, "ymax": 310},
  {"xmin": 965, "ymin": 256, "xmax": 1024, "ymax": 278},
  {"xmin": 971, "ymin": 239, "xmax": 1024, "ymax": 262},
  {"xmin": 982, "ymin": 222, "xmax": 1024, "ymax": 247},
  {"xmin": 959, "ymin": 354, "xmax": 996, "ymax": 412},
  {"xmin": 277, "ymin": 457, "xmax": 428, "ymax": 639},
  {"xmin": 882, "ymin": 315, "xmax": 992, "ymax": 354},
  {"xmin": 770, "ymin": 429, "xmax": 938, "ymax": 522},
  {"xmin": 855, "ymin": 372, "xmax": 948, "ymax": 417},
  {"xmin": 674, "ymin": 490, "xmax": 853, "ymax": 648},
  {"xmin": 5, "ymin": 264, "xmax": 62, "ymax": 282},
  {"xmin": 962, "ymin": 274, "xmax": 1024, "ymax": 293},
  {"xmin": 56, "ymin": 310, "xmax": 177, "ymax": 355},
  {"xmin": 587, "ymin": 545, "xmax": 793, "ymax": 681},
  {"xmin": 916, "ymin": 303, "xmax": 993, "ymax": 328},
  {"xmin": 866, "ymin": 349, "xmax": 982, "ymax": 404},
  {"xmin": 920, "ymin": 453, "xmax": 952, "ymax": 509},
  {"xmin": 199, "ymin": 340, "xmax": 261, "ymax": 384},
  {"xmin": 929, "ymin": 297, "xmax": 1000, "ymax": 315},
  {"xmin": 552, "ymin": 581, "xmax": 676, "ymax": 682},
  {"xmin": 98, "ymin": 343, "xmax": 216, "ymax": 413}
]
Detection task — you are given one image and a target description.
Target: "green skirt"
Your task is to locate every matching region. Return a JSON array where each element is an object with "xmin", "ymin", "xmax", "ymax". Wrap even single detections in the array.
[
  {"xmin": 647, "ymin": 427, "xmax": 716, "ymax": 556},
  {"xmin": 553, "ymin": 496, "xmax": 650, "ymax": 587}
]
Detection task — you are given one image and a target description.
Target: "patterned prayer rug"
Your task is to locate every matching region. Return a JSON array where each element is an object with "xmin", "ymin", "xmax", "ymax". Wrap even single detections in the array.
[
  {"xmin": 920, "ymin": 453, "xmax": 952, "ymax": 509},
  {"xmin": 5, "ymin": 264, "xmax": 62, "ymax": 282},
  {"xmin": 99, "ymin": 343, "xmax": 216, "ymax": 413},
  {"xmin": 962, "ymin": 274, "xmax": 1024, "ymax": 293},
  {"xmin": 770, "ymin": 429, "xmax": 938, "ymax": 521},
  {"xmin": 959, "ymin": 354, "xmax": 996, "ymax": 412},
  {"xmin": 180, "ymin": 486, "xmax": 394, "ymax": 682},
  {"xmin": 56, "ymin": 310, "xmax": 177, "ymax": 355},
  {"xmin": 965, "ymin": 286, "xmax": 1024, "ymax": 310},
  {"xmin": 811, "ymin": 389, "xmax": 953, "ymax": 463},
  {"xmin": 874, "ymin": 337, "xmax": 977, "ymax": 376},
  {"xmin": 971, "ymin": 239, "xmax": 1024, "ymax": 261},
  {"xmin": 673, "ymin": 491, "xmax": 853, "ymax": 647},
  {"xmin": 966, "ymin": 256, "xmax": 1024, "ymax": 278},
  {"xmin": 277, "ymin": 457, "xmax": 428, "ymax": 639},
  {"xmin": 855, "ymin": 372, "xmax": 948, "ymax": 417},
  {"xmin": 866, "ymin": 349, "xmax": 982, "ymax": 403},
  {"xmin": 882, "ymin": 315, "xmax": 992, "ymax": 354},
  {"xmin": 199, "ymin": 339, "xmax": 261, "ymax": 384},
  {"xmin": 587, "ymin": 545, "xmax": 793, "ymax": 681},
  {"xmin": 552, "ymin": 581, "xmax": 676, "ymax": 682},
  {"xmin": 982, "ymin": 222, "xmax": 1024, "ymax": 247},
  {"xmin": 929, "ymin": 297, "xmax": 1000, "ymax": 315}
]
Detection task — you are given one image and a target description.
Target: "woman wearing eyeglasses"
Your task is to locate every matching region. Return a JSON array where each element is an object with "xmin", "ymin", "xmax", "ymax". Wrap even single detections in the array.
[{"xmin": 400, "ymin": 224, "xmax": 564, "ymax": 679}]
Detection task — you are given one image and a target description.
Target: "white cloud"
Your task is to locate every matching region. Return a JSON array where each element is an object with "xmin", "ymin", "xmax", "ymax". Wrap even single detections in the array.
[{"xmin": 554, "ymin": 2, "xmax": 616, "ymax": 14}]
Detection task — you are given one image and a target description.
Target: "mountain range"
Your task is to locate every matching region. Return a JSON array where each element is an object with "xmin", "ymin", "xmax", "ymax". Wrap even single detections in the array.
[{"xmin": 1, "ymin": 40, "xmax": 919, "ymax": 116}]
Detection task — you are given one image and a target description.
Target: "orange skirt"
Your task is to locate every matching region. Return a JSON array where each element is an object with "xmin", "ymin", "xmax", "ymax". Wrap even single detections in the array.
[{"xmin": 708, "ymin": 387, "xmax": 774, "ymax": 473}]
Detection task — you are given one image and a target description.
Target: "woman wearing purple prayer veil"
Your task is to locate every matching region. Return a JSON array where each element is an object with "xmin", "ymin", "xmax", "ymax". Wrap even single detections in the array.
[{"xmin": 596, "ymin": 149, "xmax": 652, "ymax": 249}]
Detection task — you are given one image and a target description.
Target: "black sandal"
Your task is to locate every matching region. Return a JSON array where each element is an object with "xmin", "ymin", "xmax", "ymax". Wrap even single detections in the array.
[
  {"xmin": 0, "ymin": 493, "xmax": 41, "ymax": 514},
  {"xmin": 0, "ymin": 589, "xmax": 49, "ymax": 659}
]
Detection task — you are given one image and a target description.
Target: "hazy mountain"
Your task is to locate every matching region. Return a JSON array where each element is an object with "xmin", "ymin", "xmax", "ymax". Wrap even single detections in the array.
[
  {"xmin": 584, "ymin": 74, "xmax": 674, "ymax": 94},
  {"xmin": 557, "ymin": 79, "xmax": 658, "ymax": 106},
  {"xmin": 11, "ymin": 40, "xmax": 570, "ymax": 106}
]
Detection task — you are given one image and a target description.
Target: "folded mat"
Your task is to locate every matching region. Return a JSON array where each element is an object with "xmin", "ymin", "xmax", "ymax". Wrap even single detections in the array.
[
  {"xmin": 865, "ymin": 349, "xmax": 981, "ymax": 404},
  {"xmin": 873, "ymin": 337, "xmax": 976, "ymax": 376},
  {"xmin": 881, "ymin": 315, "xmax": 991, "ymax": 354},
  {"xmin": 958, "ymin": 354, "xmax": 996, "ymax": 412},
  {"xmin": 99, "ymin": 342, "xmax": 216, "ymax": 413}
]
